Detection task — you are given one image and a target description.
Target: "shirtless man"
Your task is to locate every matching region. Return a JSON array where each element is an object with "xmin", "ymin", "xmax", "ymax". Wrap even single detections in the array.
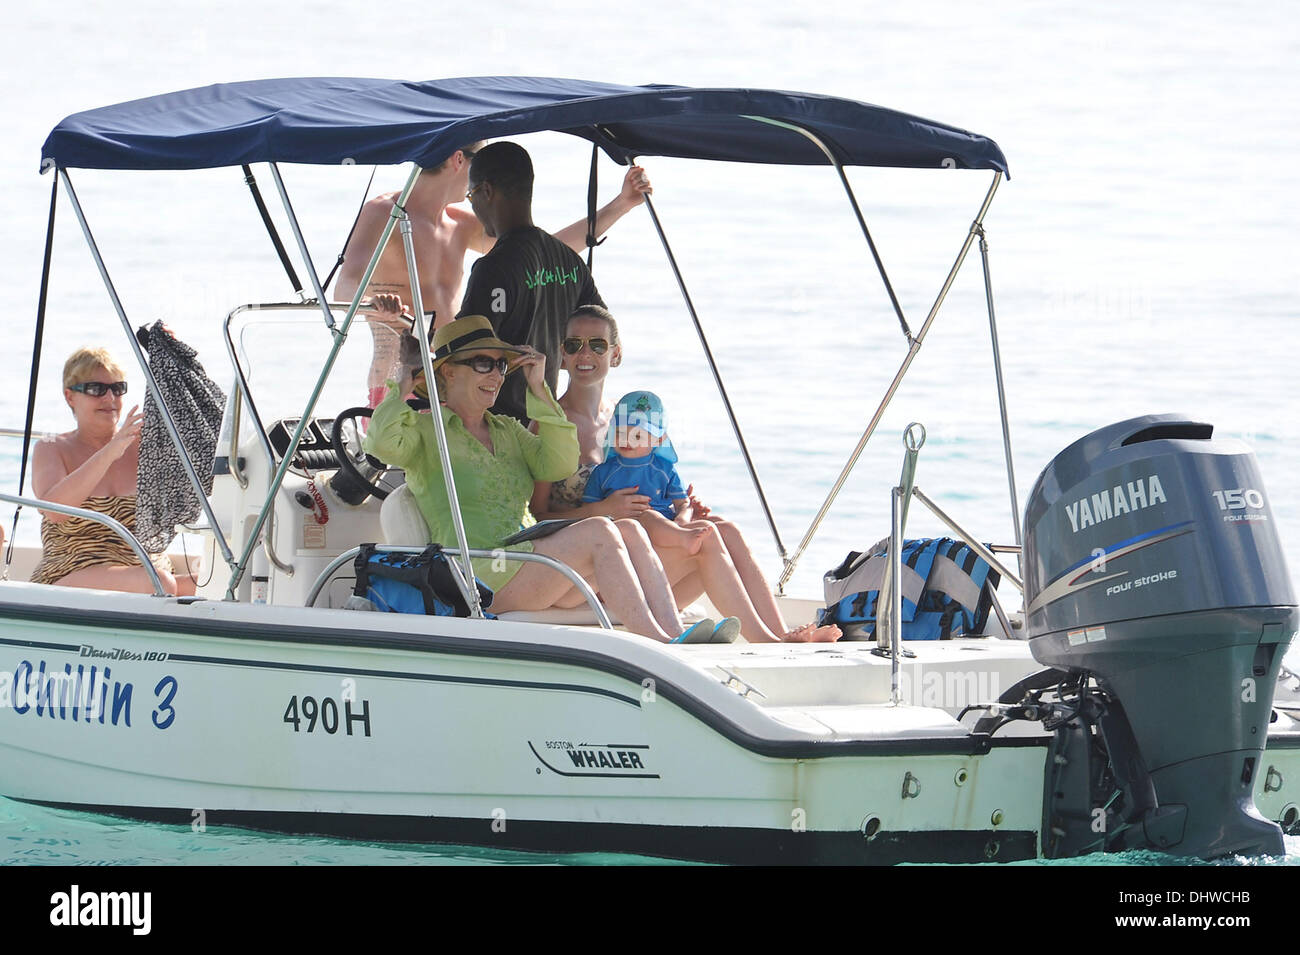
[{"xmin": 336, "ymin": 144, "xmax": 652, "ymax": 407}]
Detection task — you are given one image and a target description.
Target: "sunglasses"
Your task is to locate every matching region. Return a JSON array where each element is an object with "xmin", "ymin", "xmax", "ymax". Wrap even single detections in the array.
[
  {"xmin": 562, "ymin": 337, "xmax": 610, "ymax": 355},
  {"xmin": 465, "ymin": 181, "xmax": 487, "ymax": 201},
  {"xmin": 450, "ymin": 355, "xmax": 511, "ymax": 375},
  {"xmin": 69, "ymin": 381, "xmax": 128, "ymax": 397}
]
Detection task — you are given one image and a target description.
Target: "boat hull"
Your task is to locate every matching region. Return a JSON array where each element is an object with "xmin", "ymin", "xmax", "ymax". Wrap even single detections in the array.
[
  {"xmin": 0, "ymin": 586, "xmax": 1054, "ymax": 863},
  {"xmin": 1, "ymin": 585, "xmax": 1295, "ymax": 863}
]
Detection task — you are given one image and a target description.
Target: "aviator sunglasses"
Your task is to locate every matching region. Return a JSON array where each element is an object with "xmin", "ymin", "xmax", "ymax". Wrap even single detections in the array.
[
  {"xmin": 562, "ymin": 337, "xmax": 609, "ymax": 356},
  {"xmin": 450, "ymin": 355, "xmax": 511, "ymax": 375},
  {"xmin": 69, "ymin": 381, "xmax": 128, "ymax": 397}
]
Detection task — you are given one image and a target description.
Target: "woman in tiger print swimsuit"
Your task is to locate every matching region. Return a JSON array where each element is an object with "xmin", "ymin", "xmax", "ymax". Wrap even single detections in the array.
[{"xmin": 29, "ymin": 347, "xmax": 194, "ymax": 595}]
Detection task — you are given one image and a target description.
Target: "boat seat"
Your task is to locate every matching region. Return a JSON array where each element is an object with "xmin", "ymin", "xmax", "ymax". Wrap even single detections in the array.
[{"xmin": 379, "ymin": 483, "xmax": 432, "ymax": 548}]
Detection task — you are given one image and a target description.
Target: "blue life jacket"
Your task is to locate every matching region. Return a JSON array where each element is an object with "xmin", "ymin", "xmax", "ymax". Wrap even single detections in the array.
[
  {"xmin": 818, "ymin": 537, "xmax": 1000, "ymax": 640},
  {"xmin": 352, "ymin": 543, "xmax": 494, "ymax": 617}
]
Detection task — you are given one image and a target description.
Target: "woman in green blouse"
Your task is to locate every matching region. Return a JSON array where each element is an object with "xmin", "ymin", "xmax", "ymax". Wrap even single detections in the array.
[{"xmin": 364, "ymin": 312, "xmax": 710, "ymax": 643}]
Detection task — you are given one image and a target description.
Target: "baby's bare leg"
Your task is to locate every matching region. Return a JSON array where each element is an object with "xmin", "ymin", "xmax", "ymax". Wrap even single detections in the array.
[{"xmin": 635, "ymin": 511, "xmax": 708, "ymax": 555}]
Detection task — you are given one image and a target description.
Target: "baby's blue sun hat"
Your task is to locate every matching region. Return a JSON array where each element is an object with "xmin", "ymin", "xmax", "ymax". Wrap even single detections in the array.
[{"xmin": 604, "ymin": 390, "xmax": 678, "ymax": 463}]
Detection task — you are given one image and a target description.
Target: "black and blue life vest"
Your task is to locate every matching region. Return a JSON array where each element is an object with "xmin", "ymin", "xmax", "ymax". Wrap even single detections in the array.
[
  {"xmin": 352, "ymin": 543, "xmax": 494, "ymax": 617},
  {"xmin": 817, "ymin": 537, "xmax": 1001, "ymax": 640}
]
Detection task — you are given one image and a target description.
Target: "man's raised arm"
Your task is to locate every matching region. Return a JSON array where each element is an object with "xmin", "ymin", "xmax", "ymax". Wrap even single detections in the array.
[{"xmin": 551, "ymin": 165, "xmax": 653, "ymax": 255}]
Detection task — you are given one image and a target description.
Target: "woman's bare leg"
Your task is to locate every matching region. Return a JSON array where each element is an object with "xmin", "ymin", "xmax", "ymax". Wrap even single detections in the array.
[
  {"xmin": 706, "ymin": 519, "xmax": 790, "ymax": 635},
  {"xmin": 687, "ymin": 520, "xmax": 840, "ymax": 642},
  {"xmin": 657, "ymin": 525, "xmax": 782, "ymax": 643},
  {"xmin": 492, "ymin": 518, "xmax": 676, "ymax": 642},
  {"xmin": 56, "ymin": 564, "xmax": 179, "ymax": 595},
  {"xmin": 170, "ymin": 552, "xmax": 201, "ymax": 597},
  {"xmin": 671, "ymin": 571, "xmax": 705, "ymax": 610},
  {"xmin": 664, "ymin": 521, "xmax": 789, "ymax": 631},
  {"xmin": 612, "ymin": 519, "xmax": 682, "ymax": 635}
]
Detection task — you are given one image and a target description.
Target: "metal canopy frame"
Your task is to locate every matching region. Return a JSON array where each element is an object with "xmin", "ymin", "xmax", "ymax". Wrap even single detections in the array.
[
  {"xmin": 774, "ymin": 169, "xmax": 1009, "ymax": 591},
  {"xmin": 634, "ymin": 137, "xmax": 1014, "ymax": 592},
  {"xmin": 25, "ymin": 106, "xmax": 1019, "ymax": 612},
  {"xmin": 223, "ymin": 165, "xmax": 423, "ymax": 600},
  {"xmin": 57, "ymin": 170, "xmax": 237, "ymax": 575},
  {"xmin": 214, "ymin": 162, "xmax": 486, "ymax": 611}
]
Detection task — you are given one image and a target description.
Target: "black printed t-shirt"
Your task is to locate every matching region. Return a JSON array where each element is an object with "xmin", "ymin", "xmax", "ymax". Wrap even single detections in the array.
[{"xmin": 458, "ymin": 225, "xmax": 605, "ymax": 421}]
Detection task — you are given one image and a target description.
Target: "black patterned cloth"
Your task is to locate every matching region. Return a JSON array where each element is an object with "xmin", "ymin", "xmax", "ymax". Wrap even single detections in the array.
[{"xmin": 135, "ymin": 321, "xmax": 226, "ymax": 553}]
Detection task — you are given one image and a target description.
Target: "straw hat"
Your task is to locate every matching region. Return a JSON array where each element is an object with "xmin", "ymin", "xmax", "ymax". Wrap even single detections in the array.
[
  {"xmin": 430, "ymin": 315, "xmax": 526, "ymax": 370},
  {"xmin": 413, "ymin": 315, "xmax": 526, "ymax": 398}
]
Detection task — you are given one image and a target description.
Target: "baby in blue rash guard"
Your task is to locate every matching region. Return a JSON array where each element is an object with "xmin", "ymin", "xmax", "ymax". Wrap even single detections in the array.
[{"xmin": 583, "ymin": 391, "xmax": 708, "ymax": 554}]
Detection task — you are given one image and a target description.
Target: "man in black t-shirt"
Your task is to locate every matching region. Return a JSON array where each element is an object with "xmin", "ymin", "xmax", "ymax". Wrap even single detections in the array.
[{"xmin": 458, "ymin": 142, "xmax": 606, "ymax": 421}]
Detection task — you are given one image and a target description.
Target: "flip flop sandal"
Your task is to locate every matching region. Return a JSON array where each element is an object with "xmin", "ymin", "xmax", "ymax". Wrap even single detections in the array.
[
  {"xmin": 710, "ymin": 616, "xmax": 742, "ymax": 643},
  {"xmin": 672, "ymin": 618, "xmax": 717, "ymax": 643}
]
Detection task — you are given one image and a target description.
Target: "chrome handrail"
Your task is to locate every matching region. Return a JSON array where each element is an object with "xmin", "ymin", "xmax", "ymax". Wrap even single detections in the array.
[
  {"xmin": 877, "ymin": 425, "xmax": 926, "ymax": 695},
  {"xmin": 303, "ymin": 545, "xmax": 614, "ymax": 629},
  {"xmin": 0, "ymin": 492, "xmax": 167, "ymax": 596},
  {"xmin": 263, "ymin": 507, "xmax": 293, "ymax": 577},
  {"xmin": 888, "ymin": 485, "xmax": 904, "ymax": 703},
  {"xmin": 228, "ymin": 385, "xmax": 248, "ymax": 490},
  {"xmin": 0, "ymin": 428, "xmax": 53, "ymax": 441}
]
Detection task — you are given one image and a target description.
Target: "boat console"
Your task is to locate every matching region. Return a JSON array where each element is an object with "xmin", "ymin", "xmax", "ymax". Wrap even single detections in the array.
[{"xmin": 203, "ymin": 406, "xmax": 389, "ymax": 608}]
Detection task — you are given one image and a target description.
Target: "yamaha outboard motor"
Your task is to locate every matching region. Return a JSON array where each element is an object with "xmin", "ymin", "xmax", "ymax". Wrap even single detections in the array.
[{"xmin": 1022, "ymin": 413, "xmax": 1297, "ymax": 858}]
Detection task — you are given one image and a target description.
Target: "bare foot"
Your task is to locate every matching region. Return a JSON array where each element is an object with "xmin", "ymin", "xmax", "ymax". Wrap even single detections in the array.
[
  {"xmin": 808, "ymin": 624, "xmax": 842, "ymax": 642},
  {"xmin": 668, "ymin": 524, "xmax": 708, "ymax": 555},
  {"xmin": 783, "ymin": 623, "xmax": 816, "ymax": 643},
  {"xmin": 782, "ymin": 623, "xmax": 842, "ymax": 643}
]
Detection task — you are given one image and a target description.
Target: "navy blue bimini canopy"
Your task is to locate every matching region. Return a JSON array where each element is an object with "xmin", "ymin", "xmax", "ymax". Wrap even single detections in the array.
[{"xmin": 41, "ymin": 76, "xmax": 1007, "ymax": 176}]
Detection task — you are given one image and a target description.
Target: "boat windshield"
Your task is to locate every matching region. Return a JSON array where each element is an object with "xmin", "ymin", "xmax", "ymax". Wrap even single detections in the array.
[{"xmin": 231, "ymin": 305, "xmax": 389, "ymax": 427}]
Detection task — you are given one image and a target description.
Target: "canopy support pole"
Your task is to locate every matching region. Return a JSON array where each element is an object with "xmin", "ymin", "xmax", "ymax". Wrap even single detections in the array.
[
  {"xmin": 58, "ymin": 169, "xmax": 237, "ymax": 573},
  {"xmin": 641, "ymin": 193, "xmax": 788, "ymax": 563},
  {"xmin": 225, "ymin": 166, "xmax": 423, "ymax": 599},
  {"xmin": 399, "ymin": 207, "xmax": 485, "ymax": 618},
  {"xmin": 777, "ymin": 172, "xmax": 1003, "ymax": 592},
  {"xmin": 743, "ymin": 115, "xmax": 913, "ymax": 342},
  {"xmin": 976, "ymin": 223, "xmax": 1022, "ymax": 562},
  {"xmin": 268, "ymin": 163, "xmax": 336, "ymax": 331},
  {"xmin": 5, "ymin": 174, "xmax": 59, "ymax": 577},
  {"xmin": 912, "ymin": 486, "xmax": 1023, "ymax": 592}
]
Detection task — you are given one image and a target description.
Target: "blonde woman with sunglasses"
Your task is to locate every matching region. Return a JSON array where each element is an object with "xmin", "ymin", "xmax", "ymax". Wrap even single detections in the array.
[{"xmin": 29, "ymin": 348, "xmax": 195, "ymax": 595}]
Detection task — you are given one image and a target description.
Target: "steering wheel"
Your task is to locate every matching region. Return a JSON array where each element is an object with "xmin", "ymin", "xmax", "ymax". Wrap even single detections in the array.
[{"xmin": 330, "ymin": 400, "xmax": 429, "ymax": 502}]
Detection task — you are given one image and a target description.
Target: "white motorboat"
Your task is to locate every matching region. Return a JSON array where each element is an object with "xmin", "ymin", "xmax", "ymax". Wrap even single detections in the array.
[{"xmin": 1, "ymin": 77, "xmax": 1295, "ymax": 864}]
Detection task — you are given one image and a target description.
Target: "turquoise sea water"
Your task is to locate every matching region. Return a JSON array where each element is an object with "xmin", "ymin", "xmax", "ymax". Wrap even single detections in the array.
[
  {"xmin": 0, "ymin": 1, "xmax": 1297, "ymax": 866},
  {"xmin": 2, "ymin": 796, "xmax": 1295, "ymax": 867}
]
